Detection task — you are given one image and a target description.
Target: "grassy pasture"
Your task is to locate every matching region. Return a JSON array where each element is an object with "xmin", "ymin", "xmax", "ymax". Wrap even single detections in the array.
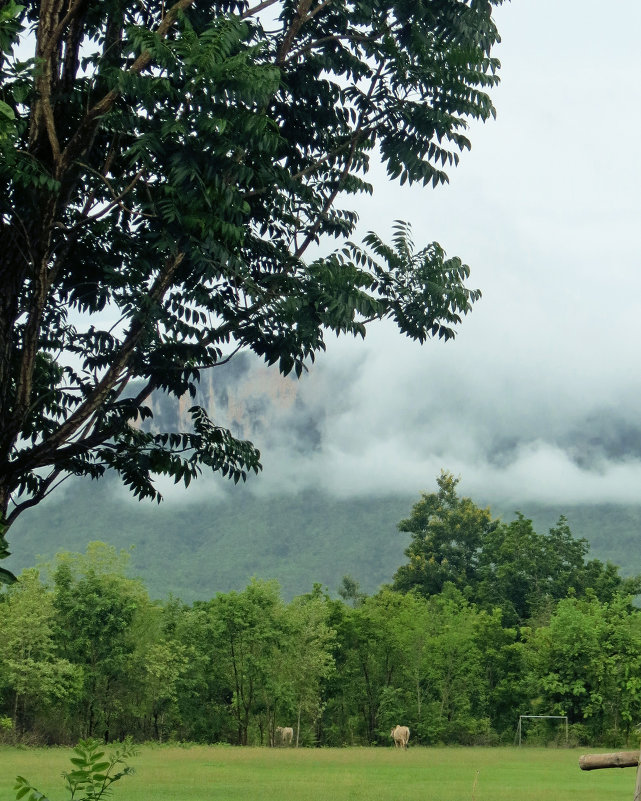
[{"xmin": 0, "ymin": 744, "xmax": 634, "ymax": 801}]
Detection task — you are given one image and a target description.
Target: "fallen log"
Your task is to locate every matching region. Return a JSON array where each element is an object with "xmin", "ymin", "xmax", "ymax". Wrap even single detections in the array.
[{"xmin": 579, "ymin": 752, "xmax": 640, "ymax": 771}]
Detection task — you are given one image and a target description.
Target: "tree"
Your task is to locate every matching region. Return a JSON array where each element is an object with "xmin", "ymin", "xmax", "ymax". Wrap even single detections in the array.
[
  {"xmin": 0, "ymin": 567, "xmax": 79, "ymax": 738},
  {"xmin": 393, "ymin": 471, "xmax": 495, "ymax": 597},
  {"xmin": 526, "ymin": 594, "xmax": 641, "ymax": 744},
  {"xmin": 325, "ymin": 587, "xmax": 411, "ymax": 744},
  {"xmin": 283, "ymin": 588, "xmax": 336, "ymax": 746},
  {"xmin": 418, "ymin": 588, "xmax": 488, "ymax": 743},
  {"xmin": 337, "ymin": 574, "xmax": 366, "ymax": 608},
  {"xmin": 472, "ymin": 605, "xmax": 525, "ymax": 737},
  {"xmin": 476, "ymin": 514, "xmax": 641, "ymax": 624},
  {"xmin": 207, "ymin": 579, "xmax": 288, "ymax": 745},
  {"xmin": 50, "ymin": 542, "xmax": 151, "ymax": 742},
  {"xmin": 137, "ymin": 638, "xmax": 189, "ymax": 742},
  {"xmin": 393, "ymin": 474, "xmax": 641, "ymax": 622},
  {"xmin": 0, "ymin": 0, "xmax": 504, "ymax": 574},
  {"xmin": 121, "ymin": 597, "xmax": 190, "ymax": 742}
]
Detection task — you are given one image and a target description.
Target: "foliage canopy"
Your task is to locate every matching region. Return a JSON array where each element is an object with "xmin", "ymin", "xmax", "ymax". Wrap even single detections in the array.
[
  {"xmin": 2, "ymin": 538, "xmax": 641, "ymax": 747},
  {"xmin": 0, "ymin": 0, "xmax": 505, "ymax": 572},
  {"xmin": 393, "ymin": 472, "xmax": 641, "ymax": 622}
]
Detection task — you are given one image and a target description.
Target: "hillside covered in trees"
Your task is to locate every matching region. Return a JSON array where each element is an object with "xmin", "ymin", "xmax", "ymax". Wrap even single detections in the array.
[
  {"xmin": 7, "ymin": 471, "xmax": 641, "ymax": 602},
  {"xmin": 2, "ymin": 476, "xmax": 641, "ymax": 749}
]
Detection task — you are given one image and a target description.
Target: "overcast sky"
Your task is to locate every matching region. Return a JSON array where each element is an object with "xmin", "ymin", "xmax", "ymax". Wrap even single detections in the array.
[{"xmin": 226, "ymin": 0, "xmax": 641, "ymax": 508}]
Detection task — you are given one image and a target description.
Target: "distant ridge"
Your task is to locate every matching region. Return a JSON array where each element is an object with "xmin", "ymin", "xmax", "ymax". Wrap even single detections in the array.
[{"xmin": 7, "ymin": 475, "xmax": 641, "ymax": 602}]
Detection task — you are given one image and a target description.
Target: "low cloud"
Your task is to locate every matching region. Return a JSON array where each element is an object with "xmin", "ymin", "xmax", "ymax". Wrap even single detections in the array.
[{"xmin": 174, "ymin": 319, "xmax": 641, "ymax": 509}]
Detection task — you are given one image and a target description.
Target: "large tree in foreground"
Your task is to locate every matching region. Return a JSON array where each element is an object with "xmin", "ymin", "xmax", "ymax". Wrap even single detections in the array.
[{"xmin": 0, "ymin": 0, "xmax": 505, "ymax": 574}]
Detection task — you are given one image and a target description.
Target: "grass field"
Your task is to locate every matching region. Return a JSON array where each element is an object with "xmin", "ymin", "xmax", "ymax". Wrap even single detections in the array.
[{"xmin": 0, "ymin": 744, "xmax": 635, "ymax": 801}]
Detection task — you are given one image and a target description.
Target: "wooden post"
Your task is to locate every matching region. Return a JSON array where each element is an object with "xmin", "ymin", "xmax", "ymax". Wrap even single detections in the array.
[
  {"xmin": 579, "ymin": 752, "xmax": 640, "ymax": 771},
  {"xmin": 580, "ymin": 743, "xmax": 641, "ymax": 801},
  {"xmin": 634, "ymin": 743, "xmax": 641, "ymax": 801}
]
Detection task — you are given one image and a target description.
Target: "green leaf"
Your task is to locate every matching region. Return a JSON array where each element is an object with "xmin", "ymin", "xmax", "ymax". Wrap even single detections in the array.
[
  {"xmin": 0, "ymin": 566, "xmax": 16, "ymax": 585},
  {"xmin": 0, "ymin": 100, "xmax": 14, "ymax": 120}
]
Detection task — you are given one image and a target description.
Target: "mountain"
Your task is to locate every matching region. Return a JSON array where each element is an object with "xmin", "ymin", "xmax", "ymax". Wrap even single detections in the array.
[
  {"xmin": 6, "ymin": 353, "xmax": 641, "ymax": 600},
  {"xmin": 6, "ymin": 479, "xmax": 413, "ymax": 601}
]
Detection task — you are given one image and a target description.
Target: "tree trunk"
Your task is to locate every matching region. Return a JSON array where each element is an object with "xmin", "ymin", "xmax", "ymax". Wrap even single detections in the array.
[
  {"xmin": 12, "ymin": 690, "xmax": 19, "ymax": 736},
  {"xmin": 634, "ymin": 743, "xmax": 641, "ymax": 801}
]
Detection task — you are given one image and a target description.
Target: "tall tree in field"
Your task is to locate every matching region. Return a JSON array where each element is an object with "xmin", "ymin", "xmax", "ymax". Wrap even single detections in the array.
[
  {"xmin": 328, "ymin": 587, "xmax": 409, "ymax": 744},
  {"xmin": 0, "ymin": 567, "xmax": 79, "ymax": 738},
  {"xmin": 283, "ymin": 588, "xmax": 336, "ymax": 746},
  {"xmin": 0, "ymin": 0, "xmax": 505, "ymax": 572},
  {"xmin": 51, "ymin": 542, "xmax": 150, "ymax": 742},
  {"xmin": 393, "ymin": 471, "xmax": 495, "ymax": 598},
  {"xmin": 393, "ymin": 473, "xmax": 640, "ymax": 622},
  {"xmin": 208, "ymin": 579, "xmax": 288, "ymax": 745}
]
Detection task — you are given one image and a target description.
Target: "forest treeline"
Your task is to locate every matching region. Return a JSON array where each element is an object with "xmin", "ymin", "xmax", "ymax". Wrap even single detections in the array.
[{"xmin": 2, "ymin": 474, "xmax": 641, "ymax": 748}]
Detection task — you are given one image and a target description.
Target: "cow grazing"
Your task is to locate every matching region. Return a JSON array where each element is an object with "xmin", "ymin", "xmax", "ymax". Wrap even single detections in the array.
[
  {"xmin": 276, "ymin": 725, "xmax": 294, "ymax": 746},
  {"xmin": 390, "ymin": 725, "xmax": 410, "ymax": 749}
]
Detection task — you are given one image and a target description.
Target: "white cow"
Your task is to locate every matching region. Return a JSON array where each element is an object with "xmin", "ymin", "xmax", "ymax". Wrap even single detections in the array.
[
  {"xmin": 390, "ymin": 725, "xmax": 410, "ymax": 749},
  {"xmin": 276, "ymin": 725, "xmax": 294, "ymax": 746}
]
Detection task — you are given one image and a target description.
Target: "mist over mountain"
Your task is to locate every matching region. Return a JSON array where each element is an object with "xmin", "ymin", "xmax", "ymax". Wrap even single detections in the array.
[
  {"xmin": 8, "ymin": 349, "xmax": 641, "ymax": 602},
  {"xmin": 134, "ymin": 342, "xmax": 641, "ymax": 505}
]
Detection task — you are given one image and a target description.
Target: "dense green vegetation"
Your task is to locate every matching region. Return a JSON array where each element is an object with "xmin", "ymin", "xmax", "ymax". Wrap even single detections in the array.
[
  {"xmin": 2, "ymin": 476, "xmax": 640, "ymax": 749},
  {"xmin": 2, "ymin": 745, "xmax": 634, "ymax": 801},
  {"xmin": 8, "ymin": 478, "xmax": 414, "ymax": 601},
  {"xmin": 8, "ymin": 473, "xmax": 641, "ymax": 602}
]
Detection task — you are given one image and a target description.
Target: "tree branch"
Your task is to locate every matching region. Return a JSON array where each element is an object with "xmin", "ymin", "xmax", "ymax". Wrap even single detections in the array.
[
  {"xmin": 59, "ymin": 0, "xmax": 196, "ymax": 173},
  {"xmin": 286, "ymin": 30, "xmax": 379, "ymax": 62},
  {"xmin": 241, "ymin": 0, "xmax": 280, "ymax": 19},
  {"xmin": 5, "ymin": 468, "xmax": 64, "ymax": 526},
  {"xmin": 29, "ymin": 0, "xmax": 65, "ymax": 162},
  {"xmin": 276, "ymin": 0, "xmax": 313, "ymax": 65},
  {"xmin": 40, "ymin": 377, "xmax": 158, "ymax": 466},
  {"xmin": 4, "ymin": 253, "xmax": 184, "ymax": 477},
  {"xmin": 61, "ymin": 166, "xmax": 150, "ymax": 233},
  {"xmin": 293, "ymin": 60, "xmax": 384, "ymax": 260}
]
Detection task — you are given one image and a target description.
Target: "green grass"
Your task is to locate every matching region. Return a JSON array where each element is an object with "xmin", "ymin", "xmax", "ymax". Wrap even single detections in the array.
[{"xmin": 0, "ymin": 744, "xmax": 635, "ymax": 801}]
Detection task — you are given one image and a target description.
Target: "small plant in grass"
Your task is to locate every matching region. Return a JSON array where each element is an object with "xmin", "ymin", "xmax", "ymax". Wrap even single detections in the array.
[{"xmin": 14, "ymin": 737, "xmax": 138, "ymax": 801}]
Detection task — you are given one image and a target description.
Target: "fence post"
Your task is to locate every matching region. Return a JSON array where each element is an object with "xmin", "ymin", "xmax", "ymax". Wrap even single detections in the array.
[{"xmin": 633, "ymin": 743, "xmax": 641, "ymax": 801}]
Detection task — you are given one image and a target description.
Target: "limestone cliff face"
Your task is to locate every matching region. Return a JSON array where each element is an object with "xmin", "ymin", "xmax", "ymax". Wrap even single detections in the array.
[
  {"xmin": 144, "ymin": 354, "xmax": 300, "ymax": 442},
  {"xmin": 197, "ymin": 360, "xmax": 299, "ymax": 440}
]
